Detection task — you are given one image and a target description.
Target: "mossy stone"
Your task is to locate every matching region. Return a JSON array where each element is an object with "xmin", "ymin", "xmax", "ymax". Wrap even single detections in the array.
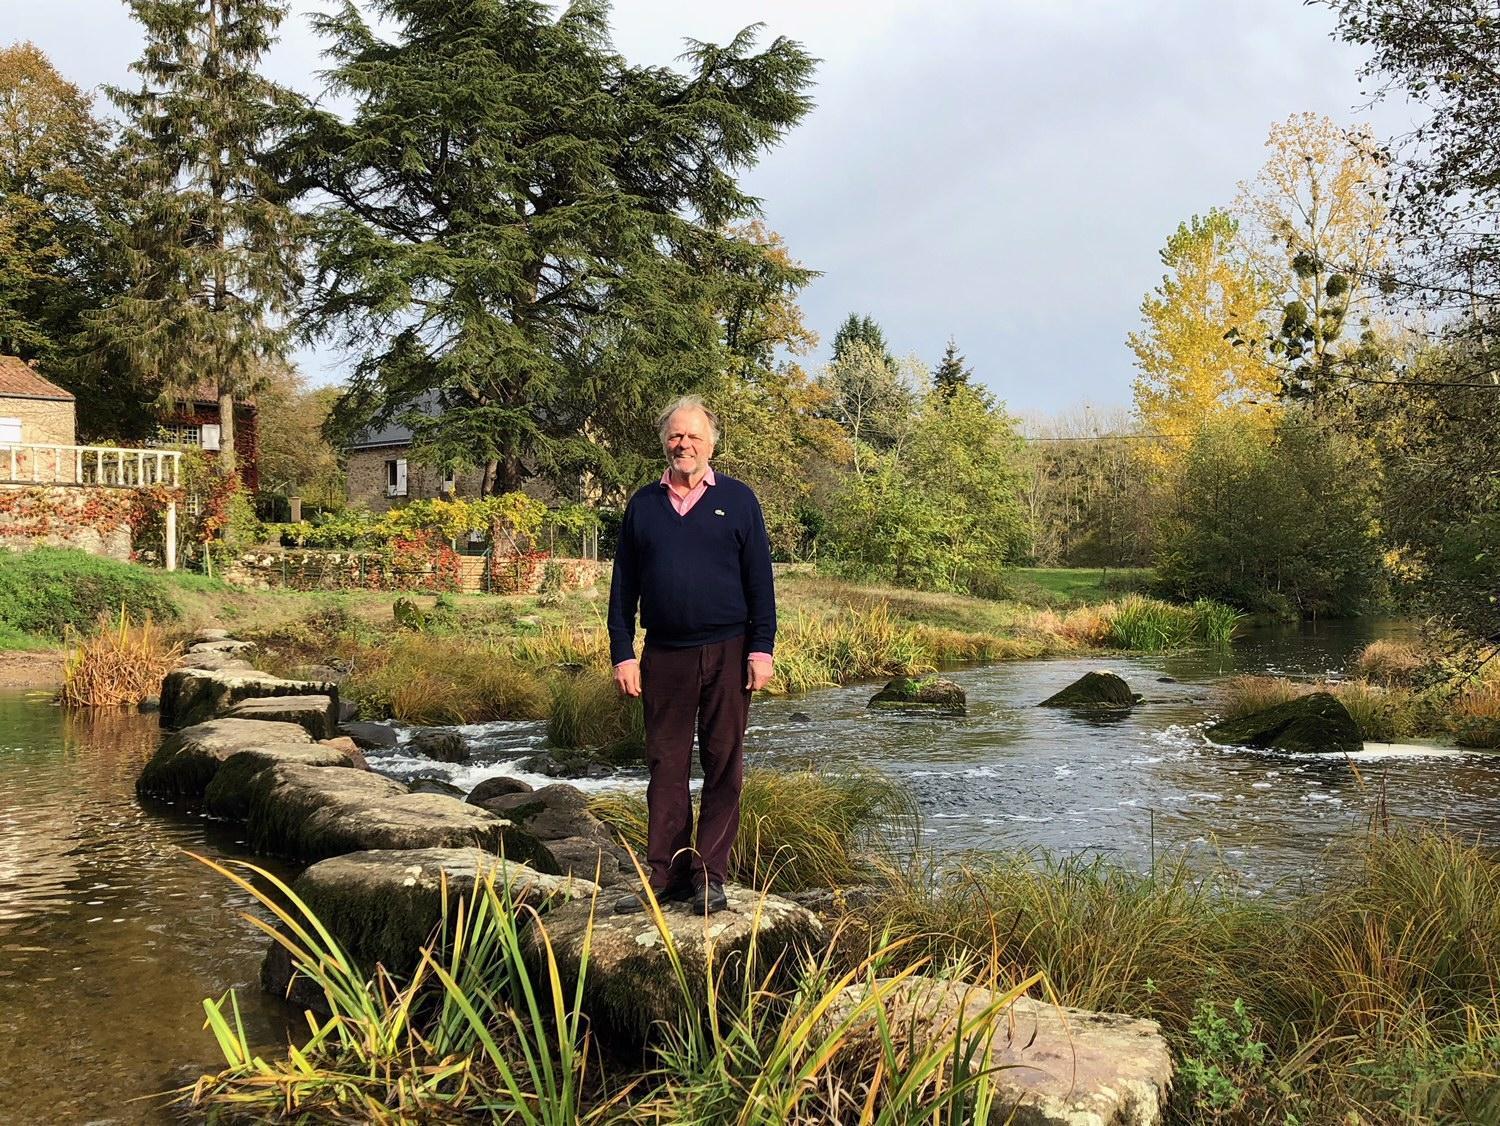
[
  {"xmin": 1206, "ymin": 691, "xmax": 1362, "ymax": 755},
  {"xmin": 1039, "ymin": 671, "xmax": 1137, "ymax": 709},
  {"xmin": 868, "ymin": 676, "xmax": 966, "ymax": 713},
  {"xmin": 136, "ymin": 717, "xmax": 313, "ymax": 801}
]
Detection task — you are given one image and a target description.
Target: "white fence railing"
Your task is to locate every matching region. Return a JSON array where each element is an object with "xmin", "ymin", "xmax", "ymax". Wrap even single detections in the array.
[{"xmin": 0, "ymin": 444, "xmax": 181, "ymax": 488}]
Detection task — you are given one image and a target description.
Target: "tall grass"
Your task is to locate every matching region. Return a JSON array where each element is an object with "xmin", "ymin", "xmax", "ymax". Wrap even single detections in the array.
[
  {"xmin": 187, "ymin": 852, "xmax": 1038, "ymax": 1125},
  {"xmin": 345, "ymin": 633, "xmax": 550, "ymax": 724},
  {"xmin": 590, "ymin": 767, "xmax": 919, "ymax": 894},
  {"xmin": 59, "ymin": 608, "xmax": 182, "ymax": 707},
  {"xmin": 856, "ymin": 831, "xmax": 1500, "ymax": 1123},
  {"xmin": 547, "ymin": 670, "xmax": 644, "ymax": 755},
  {"xmin": 1354, "ymin": 638, "xmax": 1432, "ymax": 687},
  {"xmin": 1451, "ymin": 679, "xmax": 1500, "ymax": 749}
]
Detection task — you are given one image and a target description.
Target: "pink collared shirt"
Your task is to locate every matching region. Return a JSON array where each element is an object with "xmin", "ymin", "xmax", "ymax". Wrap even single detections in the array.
[{"xmin": 614, "ymin": 465, "xmax": 773, "ymax": 671}]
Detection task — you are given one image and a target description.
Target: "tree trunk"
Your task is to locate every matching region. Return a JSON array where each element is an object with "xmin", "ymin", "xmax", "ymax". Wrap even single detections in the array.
[{"xmin": 218, "ymin": 390, "xmax": 238, "ymax": 477}]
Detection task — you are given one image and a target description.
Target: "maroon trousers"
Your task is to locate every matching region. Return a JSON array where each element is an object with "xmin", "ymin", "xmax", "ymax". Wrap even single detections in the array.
[{"xmin": 640, "ymin": 634, "xmax": 750, "ymax": 890}]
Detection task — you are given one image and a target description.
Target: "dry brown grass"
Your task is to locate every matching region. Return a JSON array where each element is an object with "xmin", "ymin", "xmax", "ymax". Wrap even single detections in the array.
[
  {"xmin": 1352, "ymin": 638, "xmax": 1431, "ymax": 687},
  {"xmin": 60, "ymin": 609, "xmax": 182, "ymax": 707}
]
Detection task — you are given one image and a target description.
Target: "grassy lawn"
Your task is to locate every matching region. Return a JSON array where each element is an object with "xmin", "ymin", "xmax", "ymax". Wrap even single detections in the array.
[{"xmin": 1006, "ymin": 566, "xmax": 1153, "ymax": 605}]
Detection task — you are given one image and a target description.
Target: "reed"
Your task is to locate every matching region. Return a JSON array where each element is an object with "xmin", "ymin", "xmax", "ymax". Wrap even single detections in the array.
[
  {"xmin": 1450, "ymin": 679, "xmax": 1500, "ymax": 748},
  {"xmin": 1353, "ymin": 638, "xmax": 1431, "ymax": 687},
  {"xmin": 59, "ymin": 608, "xmax": 182, "ymax": 708},
  {"xmin": 346, "ymin": 633, "xmax": 550, "ymax": 724},
  {"xmin": 1104, "ymin": 595, "xmax": 1198, "ymax": 651},
  {"xmin": 186, "ymin": 852, "xmax": 1040, "ymax": 1125},
  {"xmin": 590, "ymin": 766, "xmax": 918, "ymax": 894},
  {"xmin": 546, "ymin": 670, "xmax": 644, "ymax": 754}
]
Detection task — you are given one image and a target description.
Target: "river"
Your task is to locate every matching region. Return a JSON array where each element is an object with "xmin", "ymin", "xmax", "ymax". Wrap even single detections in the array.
[{"xmin": 2, "ymin": 619, "xmax": 1498, "ymax": 1122}]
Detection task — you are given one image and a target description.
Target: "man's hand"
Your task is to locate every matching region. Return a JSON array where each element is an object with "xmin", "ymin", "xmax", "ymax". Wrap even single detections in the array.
[
  {"xmin": 745, "ymin": 657, "xmax": 774, "ymax": 692},
  {"xmin": 614, "ymin": 659, "xmax": 641, "ymax": 697}
]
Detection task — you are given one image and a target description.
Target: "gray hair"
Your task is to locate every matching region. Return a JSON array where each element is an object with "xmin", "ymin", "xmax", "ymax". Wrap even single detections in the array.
[{"xmin": 656, "ymin": 394, "xmax": 720, "ymax": 445}]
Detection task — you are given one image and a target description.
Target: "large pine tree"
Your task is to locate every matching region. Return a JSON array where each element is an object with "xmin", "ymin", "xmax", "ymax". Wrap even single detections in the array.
[
  {"xmin": 933, "ymin": 336, "xmax": 975, "ymax": 398},
  {"xmin": 290, "ymin": 0, "xmax": 816, "ymax": 496},
  {"xmin": 103, "ymin": 0, "xmax": 302, "ymax": 474}
]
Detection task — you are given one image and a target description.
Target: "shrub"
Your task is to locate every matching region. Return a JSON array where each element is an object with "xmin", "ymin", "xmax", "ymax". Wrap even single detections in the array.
[
  {"xmin": 60, "ymin": 608, "xmax": 182, "ymax": 707},
  {"xmin": 0, "ymin": 548, "xmax": 178, "ymax": 639}
]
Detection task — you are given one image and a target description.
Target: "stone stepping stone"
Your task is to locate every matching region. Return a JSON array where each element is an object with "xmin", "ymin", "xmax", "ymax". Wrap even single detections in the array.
[
  {"xmin": 261, "ymin": 847, "xmax": 599, "ymax": 1003},
  {"xmin": 176, "ymin": 650, "xmax": 256, "ymax": 673},
  {"xmin": 224, "ymin": 694, "xmax": 339, "ymax": 740},
  {"xmin": 339, "ymin": 721, "xmax": 400, "ymax": 749},
  {"xmin": 160, "ymin": 667, "xmax": 340, "ymax": 730},
  {"xmin": 827, "ymin": 977, "xmax": 1173, "ymax": 1126},
  {"xmin": 238, "ymin": 762, "xmax": 555, "ymax": 869},
  {"xmin": 528, "ymin": 884, "xmax": 827, "ymax": 1052},
  {"xmin": 136, "ymin": 718, "xmax": 313, "ymax": 801},
  {"xmin": 186, "ymin": 638, "xmax": 256, "ymax": 656},
  {"xmin": 204, "ymin": 744, "xmax": 357, "ymax": 821}
]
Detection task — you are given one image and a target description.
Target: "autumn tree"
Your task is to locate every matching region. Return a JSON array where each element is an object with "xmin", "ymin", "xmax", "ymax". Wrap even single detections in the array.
[
  {"xmin": 820, "ymin": 341, "xmax": 921, "ymax": 476},
  {"xmin": 100, "ymin": 0, "xmax": 303, "ymax": 475},
  {"xmin": 1128, "ymin": 209, "xmax": 1279, "ymax": 458},
  {"xmin": 1234, "ymin": 112, "xmax": 1391, "ymax": 393},
  {"xmin": 0, "ymin": 43, "xmax": 151, "ymax": 437},
  {"xmin": 292, "ymin": 1, "xmax": 815, "ymax": 498},
  {"xmin": 253, "ymin": 362, "xmax": 343, "ymax": 509}
]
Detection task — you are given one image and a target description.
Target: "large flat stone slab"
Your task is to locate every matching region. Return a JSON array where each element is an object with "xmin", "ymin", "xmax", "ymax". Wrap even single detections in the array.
[
  {"xmin": 136, "ymin": 718, "xmax": 314, "ymax": 801},
  {"xmin": 529, "ymin": 884, "xmax": 827, "ymax": 1051},
  {"xmin": 261, "ymin": 848, "xmax": 598, "ymax": 1002},
  {"xmin": 831, "ymin": 977, "xmax": 1173, "ymax": 1125},
  {"xmin": 176, "ymin": 650, "xmax": 257, "ymax": 673},
  {"xmin": 159, "ymin": 667, "xmax": 340, "ymax": 730},
  {"xmin": 224, "ymin": 694, "xmax": 338, "ymax": 740},
  {"xmin": 239, "ymin": 763, "xmax": 556, "ymax": 868},
  {"xmin": 203, "ymin": 745, "xmax": 356, "ymax": 821}
]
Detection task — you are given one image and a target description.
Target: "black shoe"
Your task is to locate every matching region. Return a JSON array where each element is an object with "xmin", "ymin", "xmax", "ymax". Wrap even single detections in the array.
[
  {"xmin": 689, "ymin": 882, "xmax": 728, "ymax": 915},
  {"xmin": 614, "ymin": 883, "xmax": 693, "ymax": 914}
]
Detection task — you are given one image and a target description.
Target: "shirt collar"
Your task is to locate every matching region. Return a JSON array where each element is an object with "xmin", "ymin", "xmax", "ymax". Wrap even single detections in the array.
[{"xmin": 659, "ymin": 466, "xmax": 716, "ymax": 490}]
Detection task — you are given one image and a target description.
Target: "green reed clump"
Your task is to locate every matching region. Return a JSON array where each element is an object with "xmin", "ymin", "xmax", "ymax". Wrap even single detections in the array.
[
  {"xmin": 546, "ymin": 669, "xmax": 644, "ymax": 755},
  {"xmin": 590, "ymin": 766, "xmax": 918, "ymax": 894},
  {"xmin": 854, "ymin": 830, "xmax": 1500, "ymax": 1124},
  {"xmin": 1192, "ymin": 598, "xmax": 1244, "ymax": 647},
  {"xmin": 187, "ymin": 850, "xmax": 1042, "ymax": 1125},
  {"xmin": 345, "ymin": 633, "xmax": 550, "ymax": 724}
]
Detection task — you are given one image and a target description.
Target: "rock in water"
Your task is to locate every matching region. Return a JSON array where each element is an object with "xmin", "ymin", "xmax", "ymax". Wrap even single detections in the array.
[
  {"xmin": 467, "ymin": 775, "xmax": 534, "ymax": 804},
  {"xmin": 136, "ymin": 718, "xmax": 314, "ymax": 801},
  {"xmin": 339, "ymin": 721, "xmax": 400, "ymax": 749},
  {"xmin": 203, "ymin": 745, "xmax": 357, "ymax": 821},
  {"xmin": 475, "ymin": 784, "xmax": 634, "ymax": 887},
  {"xmin": 528, "ymin": 885, "xmax": 827, "ymax": 1053},
  {"xmin": 260, "ymin": 848, "xmax": 597, "ymax": 1004},
  {"xmin": 223, "ymin": 694, "xmax": 339, "ymax": 740},
  {"xmin": 1039, "ymin": 670, "xmax": 1137, "ymax": 709},
  {"xmin": 1206, "ymin": 691, "xmax": 1361, "ymax": 755},
  {"xmin": 826, "ymin": 976, "xmax": 1173, "ymax": 1126},
  {"xmin": 868, "ymin": 676, "xmax": 967, "ymax": 714},
  {"xmin": 407, "ymin": 777, "xmax": 467, "ymax": 798},
  {"xmin": 407, "ymin": 730, "xmax": 469, "ymax": 763}
]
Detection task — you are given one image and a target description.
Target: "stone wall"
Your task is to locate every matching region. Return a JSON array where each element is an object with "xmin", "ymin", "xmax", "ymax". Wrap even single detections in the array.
[
  {"xmin": 227, "ymin": 545, "xmax": 603, "ymax": 595},
  {"xmin": 345, "ymin": 447, "xmax": 485, "ymax": 515},
  {"xmin": 0, "ymin": 485, "xmax": 134, "ymax": 560},
  {"xmin": 0, "ymin": 397, "xmax": 76, "ymax": 447}
]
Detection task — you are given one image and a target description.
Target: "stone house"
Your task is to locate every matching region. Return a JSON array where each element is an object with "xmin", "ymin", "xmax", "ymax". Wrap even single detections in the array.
[
  {"xmin": 0, "ymin": 354, "xmax": 77, "ymax": 449},
  {"xmin": 156, "ymin": 380, "xmax": 261, "ymax": 492},
  {"xmin": 345, "ymin": 393, "xmax": 484, "ymax": 513}
]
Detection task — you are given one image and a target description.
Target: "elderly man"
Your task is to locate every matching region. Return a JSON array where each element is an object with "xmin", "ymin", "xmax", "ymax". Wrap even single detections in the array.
[{"xmin": 607, "ymin": 395, "xmax": 776, "ymax": 915}]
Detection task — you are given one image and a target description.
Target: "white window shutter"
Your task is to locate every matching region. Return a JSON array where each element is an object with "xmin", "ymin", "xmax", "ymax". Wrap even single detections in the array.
[
  {"xmin": 0, "ymin": 418, "xmax": 20, "ymax": 444},
  {"xmin": 396, "ymin": 458, "xmax": 408, "ymax": 496},
  {"xmin": 201, "ymin": 424, "xmax": 222, "ymax": 451}
]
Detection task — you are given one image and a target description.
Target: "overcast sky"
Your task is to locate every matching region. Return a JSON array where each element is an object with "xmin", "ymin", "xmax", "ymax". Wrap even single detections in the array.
[{"xmin": 6, "ymin": 0, "xmax": 1410, "ymax": 416}]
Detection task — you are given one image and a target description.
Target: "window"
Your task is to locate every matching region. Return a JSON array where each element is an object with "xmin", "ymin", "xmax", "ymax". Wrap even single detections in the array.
[
  {"xmin": 0, "ymin": 418, "xmax": 20, "ymax": 444},
  {"xmin": 440, "ymin": 470, "xmax": 456, "ymax": 495},
  {"xmin": 386, "ymin": 458, "xmax": 408, "ymax": 497},
  {"xmin": 154, "ymin": 424, "xmax": 201, "ymax": 448}
]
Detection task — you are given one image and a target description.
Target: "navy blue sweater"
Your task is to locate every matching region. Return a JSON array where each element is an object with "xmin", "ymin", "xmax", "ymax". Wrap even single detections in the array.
[{"xmin": 607, "ymin": 473, "xmax": 776, "ymax": 664}]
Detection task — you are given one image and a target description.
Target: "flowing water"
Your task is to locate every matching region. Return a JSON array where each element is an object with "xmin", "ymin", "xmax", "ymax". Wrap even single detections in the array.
[{"xmin": 4, "ymin": 618, "xmax": 1499, "ymax": 1121}]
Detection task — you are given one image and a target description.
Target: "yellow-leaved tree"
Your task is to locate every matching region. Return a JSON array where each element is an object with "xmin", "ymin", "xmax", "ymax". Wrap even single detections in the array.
[
  {"xmin": 1128, "ymin": 209, "xmax": 1280, "ymax": 463},
  {"xmin": 1235, "ymin": 112, "xmax": 1390, "ymax": 392}
]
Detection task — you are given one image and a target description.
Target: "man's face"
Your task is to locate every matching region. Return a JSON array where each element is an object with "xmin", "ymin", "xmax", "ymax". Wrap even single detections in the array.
[{"xmin": 663, "ymin": 408, "xmax": 715, "ymax": 478}]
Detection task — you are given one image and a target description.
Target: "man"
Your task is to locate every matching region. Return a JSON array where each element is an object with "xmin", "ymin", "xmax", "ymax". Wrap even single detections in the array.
[{"xmin": 607, "ymin": 395, "xmax": 776, "ymax": 915}]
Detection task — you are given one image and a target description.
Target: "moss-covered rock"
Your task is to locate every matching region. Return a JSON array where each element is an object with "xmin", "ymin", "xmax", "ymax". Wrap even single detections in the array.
[
  {"xmin": 825, "ymin": 977, "xmax": 1173, "ymax": 1126},
  {"xmin": 1207, "ymin": 691, "xmax": 1362, "ymax": 755},
  {"xmin": 223, "ymin": 694, "xmax": 338, "ymax": 740},
  {"xmin": 260, "ymin": 848, "xmax": 597, "ymax": 1004},
  {"xmin": 1038, "ymin": 670, "xmax": 1137, "ymax": 709},
  {"xmin": 136, "ymin": 718, "xmax": 314, "ymax": 801},
  {"xmin": 238, "ymin": 762, "xmax": 558, "ymax": 868},
  {"xmin": 159, "ymin": 667, "xmax": 340, "ymax": 730},
  {"xmin": 467, "ymin": 775, "xmax": 533, "ymax": 804},
  {"xmin": 203, "ymin": 745, "xmax": 355, "ymax": 821},
  {"xmin": 868, "ymin": 676, "xmax": 966, "ymax": 714},
  {"xmin": 527, "ymin": 884, "xmax": 827, "ymax": 1054}
]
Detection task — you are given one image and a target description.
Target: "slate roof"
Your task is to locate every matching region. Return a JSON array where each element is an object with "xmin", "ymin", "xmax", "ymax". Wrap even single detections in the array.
[
  {"xmin": 347, "ymin": 389, "xmax": 443, "ymax": 449},
  {"xmin": 0, "ymin": 355, "xmax": 74, "ymax": 401}
]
